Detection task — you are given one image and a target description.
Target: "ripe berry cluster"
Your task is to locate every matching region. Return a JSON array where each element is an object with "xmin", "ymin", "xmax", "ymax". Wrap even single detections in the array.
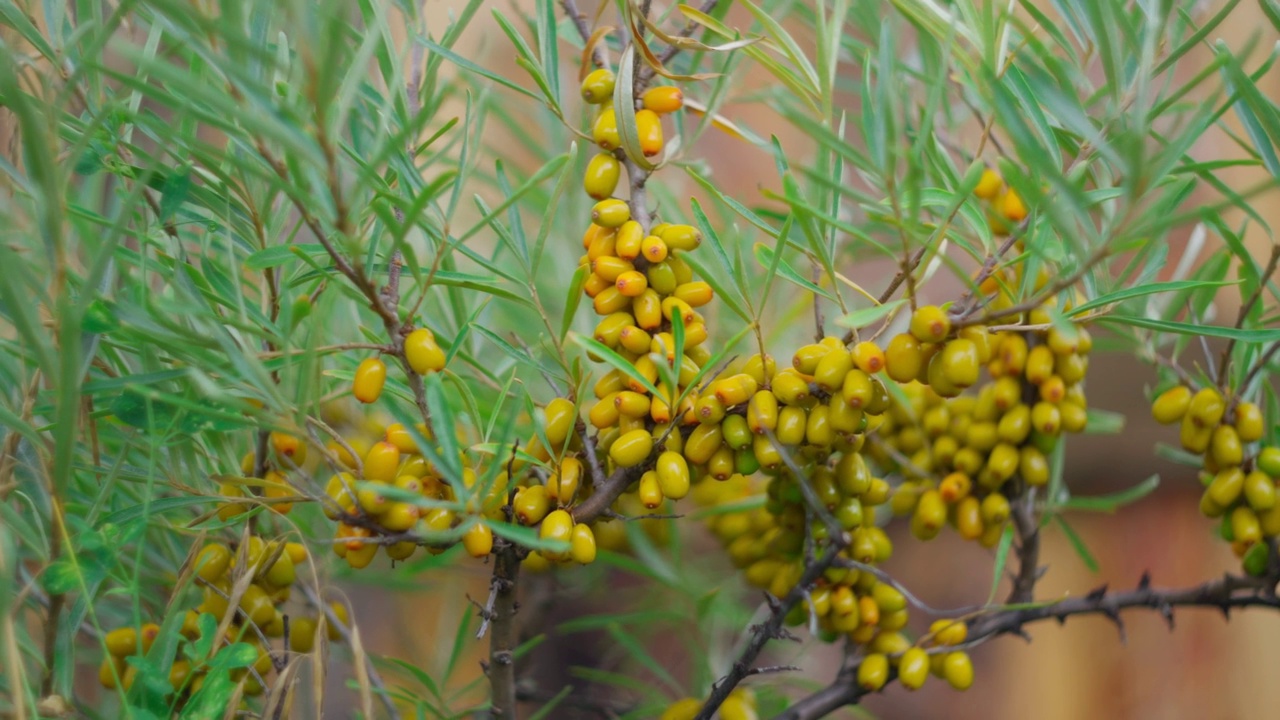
[
  {"xmin": 1151, "ymin": 384, "xmax": 1278, "ymax": 573},
  {"xmin": 99, "ymin": 537, "xmax": 346, "ymax": 702},
  {"xmin": 875, "ymin": 307, "xmax": 1093, "ymax": 545}
]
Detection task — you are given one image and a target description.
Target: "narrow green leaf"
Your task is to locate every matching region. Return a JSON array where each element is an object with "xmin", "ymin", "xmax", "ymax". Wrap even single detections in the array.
[
  {"xmin": 571, "ymin": 333, "xmax": 663, "ymax": 398},
  {"xmin": 1061, "ymin": 475, "xmax": 1160, "ymax": 513},
  {"xmin": 834, "ymin": 299, "xmax": 907, "ymax": 330}
]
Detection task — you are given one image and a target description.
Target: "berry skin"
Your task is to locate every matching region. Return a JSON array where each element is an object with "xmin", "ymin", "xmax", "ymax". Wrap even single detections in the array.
[
  {"xmin": 592, "ymin": 198, "xmax": 631, "ymax": 228},
  {"xmin": 270, "ymin": 432, "xmax": 305, "ymax": 463},
  {"xmin": 973, "ymin": 169, "xmax": 1002, "ymax": 199},
  {"xmin": 885, "ymin": 333, "xmax": 925, "ymax": 383},
  {"xmin": 1243, "ymin": 471, "xmax": 1276, "ymax": 511},
  {"xmin": 1259, "ymin": 447, "xmax": 1280, "ymax": 476},
  {"xmin": 943, "ymin": 651, "xmax": 975, "ymax": 690},
  {"xmin": 898, "ymin": 647, "xmax": 930, "ymax": 690},
  {"xmin": 636, "ymin": 109, "xmax": 664, "ymax": 156},
  {"xmin": 580, "ymin": 68, "xmax": 615, "ymax": 103},
  {"xmin": 539, "ymin": 509, "xmax": 575, "ymax": 559},
  {"xmin": 289, "ymin": 617, "xmax": 317, "ymax": 653},
  {"xmin": 463, "ymin": 522, "xmax": 494, "ymax": 558},
  {"xmin": 857, "ymin": 653, "xmax": 890, "ymax": 691},
  {"xmin": 404, "ymin": 328, "xmax": 446, "ymax": 374},
  {"xmin": 615, "ymin": 270, "xmax": 648, "ymax": 297},
  {"xmin": 194, "ymin": 543, "xmax": 231, "ymax": 582},
  {"xmin": 852, "ymin": 341, "xmax": 885, "ymax": 373},
  {"xmin": 583, "ymin": 152, "xmax": 621, "ymax": 200},
  {"xmin": 655, "ymin": 451, "xmax": 691, "ymax": 499},
  {"xmin": 352, "ymin": 357, "xmax": 387, "ymax": 404},
  {"xmin": 1235, "ymin": 402, "xmax": 1265, "ymax": 442},
  {"xmin": 592, "ymin": 107, "xmax": 620, "ymax": 149},
  {"xmin": 1188, "ymin": 387, "xmax": 1226, "ymax": 428},
  {"xmin": 104, "ymin": 627, "xmax": 139, "ymax": 657},
  {"xmin": 609, "ymin": 429, "xmax": 654, "ymax": 467},
  {"xmin": 939, "ymin": 338, "xmax": 980, "ymax": 387},
  {"xmin": 641, "ymin": 235, "xmax": 668, "ymax": 263},
  {"xmin": 658, "ymin": 224, "xmax": 701, "ymax": 251},
  {"xmin": 1001, "ymin": 188, "xmax": 1028, "ymax": 221},
  {"xmin": 570, "ymin": 523, "xmax": 598, "ymax": 563},
  {"xmin": 641, "ymin": 85, "xmax": 684, "ymax": 113},
  {"xmin": 910, "ymin": 305, "xmax": 951, "ymax": 343}
]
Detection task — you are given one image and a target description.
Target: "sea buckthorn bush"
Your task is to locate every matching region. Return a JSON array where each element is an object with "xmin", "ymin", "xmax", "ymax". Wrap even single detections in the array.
[{"xmin": 3, "ymin": 1, "xmax": 1280, "ymax": 719}]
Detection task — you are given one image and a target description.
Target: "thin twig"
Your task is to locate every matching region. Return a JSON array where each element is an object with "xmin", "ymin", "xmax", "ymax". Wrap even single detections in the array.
[
  {"xmin": 776, "ymin": 573, "xmax": 1280, "ymax": 720},
  {"xmin": 1007, "ymin": 485, "xmax": 1041, "ymax": 604},
  {"xmin": 693, "ymin": 543, "xmax": 848, "ymax": 720},
  {"xmin": 1217, "ymin": 243, "xmax": 1280, "ymax": 387}
]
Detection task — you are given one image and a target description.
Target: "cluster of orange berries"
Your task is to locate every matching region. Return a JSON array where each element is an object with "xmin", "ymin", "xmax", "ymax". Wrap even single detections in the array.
[
  {"xmin": 873, "ymin": 306, "xmax": 1093, "ymax": 545},
  {"xmin": 1151, "ymin": 383, "xmax": 1279, "ymax": 573},
  {"xmin": 973, "ymin": 168, "xmax": 1028, "ymax": 234},
  {"xmin": 314, "ymin": 327, "xmax": 468, "ymax": 568},
  {"xmin": 99, "ymin": 536, "xmax": 346, "ymax": 700}
]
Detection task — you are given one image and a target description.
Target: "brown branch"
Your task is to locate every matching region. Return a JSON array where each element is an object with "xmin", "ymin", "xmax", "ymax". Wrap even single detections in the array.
[
  {"xmin": 1217, "ymin": 243, "xmax": 1280, "ymax": 387},
  {"xmin": 1242, "ymin": 341, "xmax": 1280, "ymax": 393},
  {"xmin": 694, "ymin": 542, "xmax": 848, "ymax": 720},
  {"xmin": 571, "ymin": 462, "xmax": 651, "ymax": 525},
  {"xmin": 1007, "ymin": 485, "xmax": 1042, "ymax": 604},
  {"xmin": 637, "ymin": 0, "xmax": 720, "ymax": 85},
  {"xmin": 486, "ymin": 541, "xmax": 522, "ymax": 719},
  {"xmin": 776, "ymin": 573, "xmax": 1280, "ymax": 720},
  {"xmin": 561, "ymin": 0, "xmax": 608, "ymax": 69}
]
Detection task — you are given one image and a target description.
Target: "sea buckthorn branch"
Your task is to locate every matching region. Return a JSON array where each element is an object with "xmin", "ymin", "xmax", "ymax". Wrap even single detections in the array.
[
  {"xmin": 1241, "ymin": 341, "xmax": 1280, "ymax": 395},
  {"xmin": 1216, "ymin": 243, "xmax": 1280, "ymax": 388},
  {"xmin": 482, "ymin": 445, "xmax": 526, "ymax": 718},
  {"xmin": 778, "ymin": 572, "xmax": 1280, "ymax": 720},
  {"xmin": 694, "ymin": 541, "xmax": 849, "ymax": 720},
  {"xmin": 1006, "ymin": 486, "xmax": 1042, "ymax": 604},
  {"xmin": 637, "ymin": 0, "xmax": 720, "ymax": 86}
]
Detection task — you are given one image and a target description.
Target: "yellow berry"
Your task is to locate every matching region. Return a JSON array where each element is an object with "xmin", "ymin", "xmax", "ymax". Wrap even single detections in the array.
[
  {"xmin": 289, "ymin": 617, "xmax": 317, "ymax": 653},
  {"xmin": 973, "ymin": 169, "xmax": 1002, "ymax": 200},
  {"xmin": 1236, "ymin": 402, "xmax": 1265, "ymax": 442},
  {"xmin": 943, "ymin": 651, "xmax": 974, "ymax": 690},
  {"xmin": 463, "ymin": 522, "xmax": 494, "ymax": 558},
  {"xmin": 194, "ymin": 543, "xmax": 232, "ymax": 583},
  {"xmin": 857, "ymin": 653, "xmax": 889, "ymax": 691},
  {"xmin": 592, "ymin": 198, "xmax": 631, "ymax": 228},
  {"xmin": 1259, "ymin": 447, "xmax": 1280, "ymax": 476},
  {"xmin": 636, "ymin": 108, "xmax": 664, "ymax": 156},
  {"xmin": 583, "ymin": 152, "xmax": 621, "ymax": 199},
  {"xmin": 352, "ymin": 357, "xmax": 387, "ymax": 404},
  {"xmin": 539, "ymin": 509, "xmax": 574, "ymax": 558},
  {"xmin": 657, "ymin": 224, "xmax": 701, "ymax": 251},
  {"xmin": 898, "ymin": 647, "xmax": 930, "ymax": 690},
  {"xmin": 363, "ymin": 441, "xmax": 401, "ymax": 482},
  {"xmin": 655, "ymin": 451, "xmax": 691, "ymax": 500},
  {"xmin": 592, "ymin": 106, "xmax": 620, "ymax": 149},
  {"xmin": 641, "ymin": 86, "xmax": 684, "ymax": 113},
  {"xmin": 609, "ymin": 429, "xmax": 654, "ymax": 467},
  {"xmin": 910, "ymin": 305, "xmax": 951, "ymax": 343},
  {"xmin": 1001, "ymin": 188, "xmax": 1027, "ymax": 221},
  {"xmin": 404, "ymin": 328, "xmax": 446, "ymax": 374},
  {"xmin": 570, "ymin": 523, "xmax": 597, "ymax": 564},
  {"xmin": 1188, "ymin": 387, "xmax": 1226, "ymax": 428},
  {"xmin": 853, "ymin": 341, "xmax": 885, "ymax": 373},
  {"xmin": 885, "ymin": 333, "xmax": 924, "ymax": 383},
  {"xmin": 580, "ymin": 68, "xmax": 615, "ymax": 103},
  {"xmin": 104, "ymin": 627, "xmax": 139, "ymax": 657}
]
